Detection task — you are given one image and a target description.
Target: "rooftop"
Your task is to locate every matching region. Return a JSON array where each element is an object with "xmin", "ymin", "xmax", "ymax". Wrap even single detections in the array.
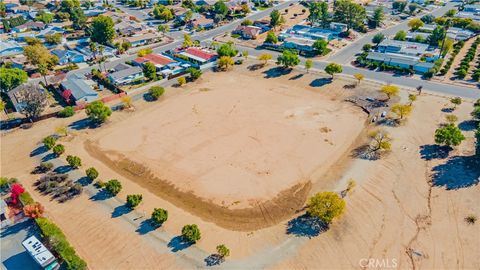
[
  {"xmin": 134, "ymin": 53, "xmax": 176, "ymax": 66},
  {"xmin": 109, "ymin": 66, "xmax": 143, "ymax": 81}
]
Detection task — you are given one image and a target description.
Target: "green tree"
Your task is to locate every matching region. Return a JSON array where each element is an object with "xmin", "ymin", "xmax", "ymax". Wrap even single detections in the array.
[
  {"xmin": 148, "ymin": 86, "xmax": 165, "ymax": 100},
  {"xmin": 143, "ymin": 62, "xmax": 157, "ymax": 81},
  {"xmin": 428, "ymin": 26, "xmax": 446, "ymax": 46},
  {"xmin": 0, "ymin": 67, "xmax": 28, "ymax": 91},
  {"xmin": 52, "ymin": 144, "xmax": 65, "ymax": 156},
  {"xmin": 264, "ymin": 31, "xmax": 278, "ymax": 44},
  {"xmin": 182, "ymin": 224, "xmax": 201, "ymax": 243},
  {"xmin": 58, "ymin": 106, "xmax": 75, "ymax": 118},
  {"xmin": 434, "ymin": 124, "xmax": 465, "ymax": 147},
  {"xmin": 408, "ymin": 3, "xmax": 418, "ymax": 15},
  {"xmin": 324, "ymin": 62, "xmax": 342, "ymax": 79},
  {"xmin": 308, "ymin": 1, "xmax": 330, "ymax": 28},
  {"xmin": 70, "ymin": 7, "xmax": 86, "ymax": 29},
  {"xmin": 158, "ymin": 24, "xmax": 170, "ymax": 33},
  {"xmin": 368, "ymin": 129, "xmax": 392, "ymax": 153},
  {"xmin": 217, "ymin": 43, "xmax": 238, "ymax": 57},
  {"xmin": 333, "ymin": 0, "xmax": 366, "ymax": 31},
  {"xmin": 45, "ymin": 33, "xmax": 62, "ymax": 44},
  {"xmin": 85, "ymin": 167, "xmax": 99, "ymax": 181},
  {"xmin": 241, "ymin": 19, "xmax": 253, "ymax": 26},
  {"xmin": 269, "ymin": 9, "xmax": 285, "ymax": 29},
  {"xmin": 305, "ymin": 59, "xmax": 313, "ymax": 73},
  {"xmin": 381, "ymin": 85, "xmax": 399, "ymax": 100},
  {"xmin": 66, "ymin": 155, "xmax": 82, "ymax": 169},
  {"xmin": 216, "ymin": 244, "xmax": 230, "ymax": 258},
  {"xmin": 105, "ymin": 179, "xmax": 122, "ymax": 196},
  {"xmin": 151, "ymin": 208, "xmax": 168, "ymax": 225},
  {"xmin": 450, "ymin": 97, "xmax": 462, "ymax": 110},
  {"xmin": 394, "ymin": 30, "xmax": 407, "ymax": 41},
  {"xmin": 177, "ymin": 76, "xmax": 186, "ymax": 86},
  {"xmin": 313, "ymin": 39, "xmax": 328, "ymax": 55},
  {"xmin": 85, "ymin": 101, "xmax": 112, "ymax": 124},
  {"xmin": 276, "ymin": 50, "xmax": 300, "ymax": 69},
  {"xmin": 472, "ymin": 106, "xmax": 480, "ymax": 120},
  {"xmin": 408, "ymin": 94, "xmax": 417, "ymax": 105},
  {"xmin": 43, "ymin": 136, "xmax": 57, "ymax": 150},
  {"xmin": 392, "ymin": 1, "xmax": 407, "ymax": 12},
  {"xmin": 16, "ymin": 84, "xmax": 48, "ymax": 120},
  {"xmin": 91, "ymin": 15, "xmax": 116, "ymax": 45},
  {"xmin": 372, "ymin": 33, "xmax": 385, "ymax": 47},
  {"xmin": 408, "ymin": 18, "xmax": 424, "ymax": 31},
  {"xmin": 218, "ymin": 56, "xmax": 234, "ymax": 71},
  {"xmin": 214, "ymin": 0, "xmax": 228, "ymax": 16},
  {"xmin": 307, "ymin": 192, "xmax": 345, "ymax": 224},
  {"xmin": 35, "ymin": 11, "xmax": 54, "ymax": 24},
  {"xmin": 24, "ymin": 44, "xmax": 59, "ymax": 85},
  {"xmin": 183, "ymin": 34, "xmax": 193, "ymax": 47},
  {"xmin": 187, "ymin": 67, "xmax": 202, "ymax": 80},
  {"xmin": 126, "ymin": 194, "xmax": 143, "ymax": 208},
  {"xmin": 372, "ymin": 7, "xmax": 384, "ymax": 28},
  {"xmin": 391, "ymin": 103, "xmax": 413, "ymax": 120}
]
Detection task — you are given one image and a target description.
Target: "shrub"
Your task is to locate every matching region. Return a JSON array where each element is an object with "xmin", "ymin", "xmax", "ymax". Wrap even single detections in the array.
[
  {"xmin": 24, "ymin": 202, "xmax": 45, "ymax": 218},
  {"xmin": 187, "ymin": 67, "xmax": 202, "ymax": 81},
  {"xmin": 57, "ymin": 106, "xmax": 75, "ymax": 118},
  {"xmin": 0, "ymin": 177, "xmax": 18, "ymax": 191},
  {"xmin": 307, "ymin": 192, "xmax": 345, "ymax": 224},
  {"xmin": 216, "ymin": 244, "xmax": 230, "ymax": 258},
  {"xmin": 105, "ymin": 179, "xmax": 122, "ymax": 196},
  {"xmin": 19, "ymin": 192, "xmax": 34, "ymax": 205},
  {"xmin": 43, "ymin": 136, "xmax": 57, "ymax": 150},
  {"xmin": 177, "ymin": 76, "xmax": 186, "ymax": 86},
  {"xmin": 181, "ymin": 224, "xmax": 201, "ymax": 243},
  {"xmin": 465, "ymin": 214, "xmax": 477, "ymax": 224},
  {"xmin": 36, "ymin": 217, "xmax": 87, "ymax": 270},
  {"xmin": 52, "ymin": 144, "xmax": 65, "ymax": 156},
  {"xmin": 85, "ymin": 101, "xmax": 112, "ymax": 124},
  {"xmin": 148, "ymin": 86, "xmax": 165, "ymax": 100},
  {"xmin": 85, "ymin": 167, "xmax": 99, "ymax": 181},
  {"xmin": 435, "ymin": 124, "xmax": 465, "ymax": 146},
  {"xmin": 126, "ymin": 194, "xmax": 143, "ymax": 208},
  {"xmin": 39, "ymin": 162, "xmax": 54, "ymax": 172},
  {"xmin": 66, "ymin": 155, "xmax": 82, "ymax": 169},
  {"xmin": 151, "ymin": 208, "xmax": 168, "ymax": 225}
]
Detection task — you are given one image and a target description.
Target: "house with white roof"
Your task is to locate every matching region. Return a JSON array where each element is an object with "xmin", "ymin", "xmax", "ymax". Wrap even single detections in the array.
[{"xmin": 0, "ymin": 40, "xmax": 23, "ymax": 57}]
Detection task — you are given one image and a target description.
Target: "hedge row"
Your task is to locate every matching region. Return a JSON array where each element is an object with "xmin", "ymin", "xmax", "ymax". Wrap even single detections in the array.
[
  {"xmin": 455, "ymin": 37, "xmax": 480, "ymax": 79},
  {"xmin": 439, "ymin": 41, "xmax": 465, "ymax": 75}
]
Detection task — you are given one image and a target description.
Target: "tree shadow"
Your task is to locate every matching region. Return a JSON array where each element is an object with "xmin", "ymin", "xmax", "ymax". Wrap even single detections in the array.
[
  {"xmin": 111, "ymin": 204, "xmax": 133, "ymax": 218},
  {"xmin": 2, "ymin": 251, "xmax": 42, "ymax": 270},
  {"xmin": 431, "ymin": 155, "xmax": 480, "ymax": 190},
  {"xmin": 143, "ymin": 93, "xmax": 156, "ymax": 102},
  {"xmin": 289, "ymin": 73, "xmax": 304, "ymax": 80},
  {"xmin": 75, "ymin": 176, "xmax": 92, "ymax": 187},
  {"xmin": 167, "ymin": 235, "xmax": 193, "ymax": 252},
  {"xmin": 263, "ymin": 67, "xmax": 292, "ymax": 78},
  {"xmin": 69, "ymin": 118, "xmax": 96, "ymax": 130},
  {"xmin": 30, "ymin": 145, "xmax": 48, "ymax": 157},
  {"xmin": 309, "ymin": 78, "xmax": 332, "ymax": 87},
  {"xmin": 419, "ymin": 144, "xmax": 452, "ymax": 160},
  {"xmin": 247, "ymin": 63, "xmax": 264, "ymax": 71},
  {"xmin": 0, "ymin": 219, "xmax": 35, "ymax": 238},
  {"xmin": 53, "ymin": 165, "xmax": 72, "ymax": 174},
  {"xmin": 89, "ymin": 189, "xmax": 112, "ymax": 201},
  {"xmin": 458, "ymin": 120, "xmax": 478, "ymax": 131},
  {"xmin": 204, "ymin": 254, "xmax": 224, "ymax": 266},
  {"xmin": 441, "ymin": 107, "xmax": 454, "ymax": 113},
  {"xmin": 350, "ymin": 145, "xmax": 380, "ymax": 160},
  {"xmin": 136, "ymin": 219, "xmax": 160, "ymax": 235},
  {"xmin": 286, "ymin": 214, "xmax": 328, "ymax": 238},
  {"xmin": 41, "ymin": 153, "xmax": 57, "ymax": 162}
]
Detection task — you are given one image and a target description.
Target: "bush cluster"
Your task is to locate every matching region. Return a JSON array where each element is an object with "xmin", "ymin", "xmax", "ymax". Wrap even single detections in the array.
[
  {"xmin": 57, "ymin": 106, "xmax": 75, "ymax": 118},
  {"xmin": 455, "ymin": 38, "xmax": 480, "ymax": 79},
  {"xmin": 35, "ymin": 173, "xmax": 82, "ymax": 202}
]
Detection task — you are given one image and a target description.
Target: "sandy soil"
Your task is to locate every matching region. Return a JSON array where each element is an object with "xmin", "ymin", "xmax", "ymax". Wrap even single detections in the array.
[{"xmin": 1, "ymin": 64, "xmax": 479, "ymax": 269}]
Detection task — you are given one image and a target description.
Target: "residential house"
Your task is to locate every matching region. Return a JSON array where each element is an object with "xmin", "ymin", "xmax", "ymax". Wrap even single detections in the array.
[
  {"xmin": 12, "ymin": 21, "xmax": 46, "ymax": 32},
  {"xmin": 463, "ymin": 4, "xmax": 480, "ymax": 13},
  {"xmin": 233, "ymin": 25, "xmax": 262, "ymax": 39},
  {"xmin": 115, "ymin": 20, "xmax": 145, "ymax": 36},
  {"xmin": 366, "ymin": 51, "xmax": 434, "ymax": 73},
  {"xmin": 61, "ymin": 75, "xmax": 99, "ymax": 104},
  {"xmin": 133, "ymin": 53, "xmax": 176, "ymax": 70},
  {"xmin": 0, "ymin": 40, "xmax": 23, "ymax": 57},
  {"xmin": 195, "ymin": 0, "xmax": 217, "ymax": 5},
  {"xmin": 108, "ymin": 66, "xmax": 144, "ymax": 85},
  {"xmin": 189, "ymin": 16, "xmax": 215, "ymax": 30},
  {"xmin": 377, "ymin": 39, "xmax": 430, "ymax": 57},
  {"xmin": 37, "ymin": 26, "xmax": 66, "ymax": 39},
  {"xmin": 52, "ymin": 49, "xmax": 88, "ymax": 65},
  {"xmin": 283, "ymin": 37, "xmax": 316, "ymax": 52},
  {"xmin": 279, "ymin": 24, "xmax": 337, "ymax": 42},
  {"xmin": 330, "ymin": 22, "xmax": 348, "ymax": 33},
  {"xmin": 10, "ymin": 5, "xmax": 30, "ymax": 14},
  {"xmin": 178, "ymin": 47, "xmax": 218, "ymax": 66},
  {"xmin": 75, "ymin": 43, "xmax": 116, "ymax": 59},
  {"xmin": 122, "ymin": 32, "xmax": 159, "ymax": 47},
  {"xmin": 447, "ymin": 27, "xmax": 475, "ymax": 41},
  {"xmin": 8, "ymin": 84, "xmax": 48, "ymax": 112}
]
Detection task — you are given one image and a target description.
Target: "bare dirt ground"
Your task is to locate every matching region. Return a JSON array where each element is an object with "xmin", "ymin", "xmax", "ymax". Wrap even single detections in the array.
[
  {"xmin": 1, "ymin": 63, "xmax": 479, "ymax": 269},
  {"xmin": 80, "ymin": 68, "xmax": 366, "ymax": 231}
]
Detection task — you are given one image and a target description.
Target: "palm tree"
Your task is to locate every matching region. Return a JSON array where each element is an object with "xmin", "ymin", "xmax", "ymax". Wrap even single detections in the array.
[
  {"xmin": 89, "ymin": 42, "xmax": 97, "ymax": 61},
  {"xmin": 98, "ymin": 45, "xmax": 105, "ymax": 72}
]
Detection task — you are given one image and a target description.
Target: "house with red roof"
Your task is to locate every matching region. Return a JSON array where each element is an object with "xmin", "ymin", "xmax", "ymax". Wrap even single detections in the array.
[
  {"xmin": 178, "ymin": 47, "xmax": 218, "ymax": 66},
  {"xmin": 133, "ymin": 53, "xmax": 176, "ymax": 69},
  {"xmin": 233, "ymin": 25, "xmax": 262, "ymax": 39}
]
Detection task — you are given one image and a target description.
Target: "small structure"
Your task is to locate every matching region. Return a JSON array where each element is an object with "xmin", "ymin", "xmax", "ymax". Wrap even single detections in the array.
[
  {"xmin": 188, "ymin": 16, "xmax": 215, "ymax": 30},
  {"xmin": 377, "ymin": 39, "xmax": 430, "ymax": 56},
  {"xmin": 122, "ymin": 32, "xmax": 159, "ymax": 47},
  {"xmin": 233, "ymin": 25, "xmax": 262, "ymax": 39},
  {"xmin": 283, "ymin": 37, "xmax": 316, "ymax": 52},
  {"xmin": 61, "ymin": 75, "xmax": 99, "ymax": 104},
  {"xmin": 366, "ymin": 51, "xmax": 435, "ymax": 73},
  {"xmin": 0, "ymin": 40, "xmax": 23, "ymax": 57},
  {"xmin": 22, "ymin": 236, "xmax": 60, "ymax": 269},
  {"xmin": 279, "ymin": 24, "xmax": 340, "ymax": 42},
  {"xmin": 12, "ymin": 21, "xmax": 46, "ymax": 32}
]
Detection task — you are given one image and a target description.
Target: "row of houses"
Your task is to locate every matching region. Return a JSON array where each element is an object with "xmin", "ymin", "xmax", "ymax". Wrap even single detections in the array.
[{"xmin": 407, "ymin": 23, "xmax": 476, "ymax": 41}]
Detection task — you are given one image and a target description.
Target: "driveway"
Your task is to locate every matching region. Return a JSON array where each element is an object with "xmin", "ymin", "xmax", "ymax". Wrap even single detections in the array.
[{"xmin": 1, "ymin": 219, "xmax": 41, "ymax": 270}]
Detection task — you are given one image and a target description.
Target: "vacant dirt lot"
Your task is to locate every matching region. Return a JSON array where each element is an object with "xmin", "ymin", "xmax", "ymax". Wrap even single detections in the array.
[{"xmin": 81, "ymin": 68, "xmax": 366, "ymax": 230}]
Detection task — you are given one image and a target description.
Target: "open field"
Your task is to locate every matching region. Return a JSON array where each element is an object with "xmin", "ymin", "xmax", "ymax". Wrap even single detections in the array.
[
  {"xmin": 1, "ymin": 63, "xmax": 479, "ymax": 269},
  {"xmin": 80, "ymin": 68, "xmax": 366, "ymax": 231}
]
